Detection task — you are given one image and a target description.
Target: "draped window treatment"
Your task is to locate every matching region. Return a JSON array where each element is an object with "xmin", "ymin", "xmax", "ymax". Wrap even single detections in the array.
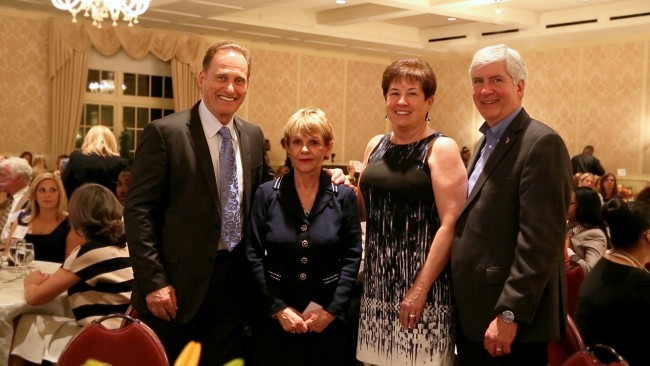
[{"xmin": 49, "ymin": 18, "xmax": 208, "ymax": 161}]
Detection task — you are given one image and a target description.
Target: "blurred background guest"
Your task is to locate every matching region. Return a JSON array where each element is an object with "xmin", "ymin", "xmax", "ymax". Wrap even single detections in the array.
[
  {"xmin": 54, "ymin": 154, "xmax": 70, "ymax": 177},
  {"xmin": 578, "ymin": 172, "xmax": 596, "ymax": 189},
  {"xmin": 62, "ymin": 125, "xmax": 127, "ymax": 200},
  {"xmin": 247, "ymin": 108, "xmax": 362, "ymax": 366},
  {"xmin": 9, "ymin": 183, "xmax": 133, "ymax": 365},
  {"xmin": 30, "ymin": 154, "xmax": 51, "ymax": 180},
  {"xmin": 115, "ymin": 165, "xmax": 132, "ymax": 207},
  {"xmin": 565, "ymin": 187, "xmax": 609, "ymax": 274},
  {"xmin": 0, "ymin": 157, "xmax": 32, "ymax": 242},
  {"xmin": 3, "ymin": 173, "xmax": 84, "ymax": 262},
  {"xmin": 575, "ymin": 199, "xmax": 650, "ymax": 366},
  {"xmin": 635, "ymin": 186, "xmax": 650, "ymax": 204},
  {"xmin": 597, "ymin": 173, "xmax": 622, "ymax": 204},
  {"xmin": 571, "ymin": 145, "xmax": 605, "ymax": 176},
  {"xmin": 19, "ymin": 151, "xmax": 33, "ymax": 166}
]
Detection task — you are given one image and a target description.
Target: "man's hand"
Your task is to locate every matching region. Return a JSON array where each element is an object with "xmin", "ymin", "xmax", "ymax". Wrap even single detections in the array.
[
  {"xmin": 484, "ymin": 316, "xmax": 517, "ymax": 357},
  {"xmin": 146, "ymin": 285, "xmax": 178, "ymax": 321},
  {"xmin": 325, "ymin": 168, "xmax": 352, "ymax": 187}
]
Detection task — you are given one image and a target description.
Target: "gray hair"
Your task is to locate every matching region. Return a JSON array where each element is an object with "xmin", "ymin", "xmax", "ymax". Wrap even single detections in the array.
[
  {"xmin": 0, "ymin": 156, "xmax": 32, "ymax": 184},
  {"xmin": 469, "ymin": 44, "xmax": 528, "ymax": 85}
]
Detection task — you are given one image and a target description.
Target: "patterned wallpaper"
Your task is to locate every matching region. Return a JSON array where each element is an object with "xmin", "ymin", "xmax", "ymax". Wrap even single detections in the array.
[
  {"xmin": 0, "ymin": 15, "xmax": 50, "ymax": 161},
  {"xmin": 1, "ymin": 12, "xmax": 649, "ymax": 180}
]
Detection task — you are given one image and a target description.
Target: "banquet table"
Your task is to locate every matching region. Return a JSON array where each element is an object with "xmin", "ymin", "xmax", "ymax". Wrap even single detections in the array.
[{"xmin": 0, "ymin": 260, "xmax": 73, "ymax": 365}]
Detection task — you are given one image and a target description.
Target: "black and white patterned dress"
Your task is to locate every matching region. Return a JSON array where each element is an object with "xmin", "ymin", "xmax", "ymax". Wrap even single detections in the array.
[{"xmin": 356, "ymin": 133, "xmax": 455, "ymax": 366}]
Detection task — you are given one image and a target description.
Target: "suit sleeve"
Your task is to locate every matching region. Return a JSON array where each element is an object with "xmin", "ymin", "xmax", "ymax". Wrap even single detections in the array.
[
  {"xmin": 123, "ymin": 121, "xmax": 170, "ymax": 297},
  {"xmin": 497, "ymin": 132, "xmax": 572, "ymax": 323},
  {"xmin": 246, "ymin": 185, "xmax": 288, "ymax": 317},
  {"xmin": 326, "ymin": 187, "xmax": 363, "ymax": 321}
]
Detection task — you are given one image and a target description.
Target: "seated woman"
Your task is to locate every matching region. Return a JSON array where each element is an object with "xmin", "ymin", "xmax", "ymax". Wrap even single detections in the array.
[
  {"xmin": 577, "ymin": 172, "xmax": 596, "ymax": 189},
  {"xmin": 565, "ymin": 187, "xmax": 609, "ymax": 274},
  {"xmin": 9, "ymin": 183, "xmax": 134, "ymax": 365},
  {"xmin": 3, "ymin": 173, "xmax": 83, "ymax": 263},
  {"xmin": 246, "ymin": 108, "xmax": 362, "ymax": 366},
  {"xmin": 597, "ymin": 173, "xmax": 623, "ymax": 204},
  {"xmin": 575, "ymin": 199, "xmax": 650, "ymax": 366}
]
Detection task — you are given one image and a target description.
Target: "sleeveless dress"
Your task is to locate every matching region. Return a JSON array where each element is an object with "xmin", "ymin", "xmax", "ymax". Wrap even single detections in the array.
[
  {"xmin": 356, "ymin": 133, "xmax": 455, "ymax": 366},
  {"xmin": 16, "ymin": 211, "xmax": 70, "ymax": 263}
]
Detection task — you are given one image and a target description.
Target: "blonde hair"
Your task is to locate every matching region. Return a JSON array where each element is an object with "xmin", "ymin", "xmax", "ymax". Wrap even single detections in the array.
[
  {"xmin": 25, "ymin": 173, "xmax": 67, "ymax": 223},
  {"xmin": 31, "ymin": 154, "xmax": 50, "ymax": 179},
  {"xmin": 282, "ymin": 108, "xmax": 334, "ymax": 147},
  {"xmin": 81, "ymin": 125, "xmax": 120, "ymax": 157}
]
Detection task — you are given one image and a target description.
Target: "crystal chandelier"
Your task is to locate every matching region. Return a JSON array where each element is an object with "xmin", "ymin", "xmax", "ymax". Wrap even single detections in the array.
[{"xmin": 51, "ymin": 0, "xmax": 150, "ymax": 29}]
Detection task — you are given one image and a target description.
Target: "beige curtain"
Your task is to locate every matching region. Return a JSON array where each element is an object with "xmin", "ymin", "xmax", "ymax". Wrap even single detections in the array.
[{"xmin": 49, "ymin": 18, "xmax": 208, "ymax": 161}]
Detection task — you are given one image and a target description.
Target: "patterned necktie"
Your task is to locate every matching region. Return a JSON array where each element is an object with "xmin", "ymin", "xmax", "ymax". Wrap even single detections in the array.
[
  {"xmin": 218, "ymin": 127, "xmax": 242, "ymax": 251},
  {"xmin": 0, "ymin": 194, "xmax": 14, "ymax": 232}
]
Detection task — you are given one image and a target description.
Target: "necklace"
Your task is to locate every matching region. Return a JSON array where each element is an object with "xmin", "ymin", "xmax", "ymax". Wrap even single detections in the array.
[
  {"xmin": 609, "ymin": 250, "xmax": 649, "ymax": 273},
  {"xmin": 303, "ymin": 208, "xmax": 310, "ymax": 216}
]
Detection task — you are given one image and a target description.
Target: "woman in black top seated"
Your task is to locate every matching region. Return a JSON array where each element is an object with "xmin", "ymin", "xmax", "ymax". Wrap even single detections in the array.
[
  {"xmin": 3, "ymin": 173, "xmax": 83, "ymax": 262},
  {"xmin": 575, "ymin": 198, "xmax": 650, "ymax": 365}
]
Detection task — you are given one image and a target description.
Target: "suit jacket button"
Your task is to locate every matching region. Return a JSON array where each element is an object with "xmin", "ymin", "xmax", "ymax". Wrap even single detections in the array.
[
  {"xmin": 300, "ymin": 273, "xmax": 307, "ymax": 280},
  {"xmin": 300, "ymin": 224, "xmax": 308, "ymax": 232},
  {"xmin": 301, "ymin": 257, "xmax": 308, "ymax": 264},
  {"xmin": 301, "ymin": 240, "xmax": 309, "ymax": 248}
]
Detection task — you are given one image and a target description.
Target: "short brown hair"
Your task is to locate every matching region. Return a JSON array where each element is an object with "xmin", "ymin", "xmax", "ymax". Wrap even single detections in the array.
[
  {"xmin": 381, "ymin": 58, "xmax": 437, "ymax": 99},
  {"xmin": 202, "ymin": 41, "xmax": 251, "ymax": 77}
]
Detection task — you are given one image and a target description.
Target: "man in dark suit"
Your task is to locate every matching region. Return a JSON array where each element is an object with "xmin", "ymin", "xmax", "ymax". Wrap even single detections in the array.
[
  {"xmin": 452, "ymin": 44, "xmax": 573, "ymax": 365},
  {"xmin": 571, "ymin": 145, "xmax": 605, "ymax": 176},
  {"xmin": 123, "ymin": 41, "xmax": 275, "ymax": 366}
]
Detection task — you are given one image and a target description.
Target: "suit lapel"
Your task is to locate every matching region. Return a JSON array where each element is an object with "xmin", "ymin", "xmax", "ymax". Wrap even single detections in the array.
[
  {"xmin": 465, "ymin": 109, "xmax": 530, "ymax": 207},
  {"xmin": 187, "ymin": 103, "xmax": 221, "ymax": 213}
]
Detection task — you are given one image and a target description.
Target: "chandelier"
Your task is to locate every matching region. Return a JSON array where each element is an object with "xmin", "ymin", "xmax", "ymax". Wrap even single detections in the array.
[{"xmin": 51, "ymin": 0, "xmax": 150, "ymax": 29}]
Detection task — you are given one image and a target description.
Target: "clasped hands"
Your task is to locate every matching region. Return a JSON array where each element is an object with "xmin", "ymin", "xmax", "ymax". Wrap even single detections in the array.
[{"xmin": 275, "ymin": 307, "xmax": 334, "ymax": 334}]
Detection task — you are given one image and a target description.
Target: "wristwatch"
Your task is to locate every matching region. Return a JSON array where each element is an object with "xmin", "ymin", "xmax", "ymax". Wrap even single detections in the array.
[{"xmin": 501, "ymin": 310, "xmax": 516, "ymax": 324}]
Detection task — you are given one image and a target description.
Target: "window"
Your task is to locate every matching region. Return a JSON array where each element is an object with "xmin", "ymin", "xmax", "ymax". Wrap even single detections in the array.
[{"xmin": 78, "ymin": 50, "xmax": 174, "ymax": 160}]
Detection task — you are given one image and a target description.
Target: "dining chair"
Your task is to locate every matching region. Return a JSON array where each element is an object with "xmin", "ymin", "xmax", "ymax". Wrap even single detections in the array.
[
  {"xmin": 57, "ymin": 313, "xmax": 169, "ymax": 366},
  {"xmin": 548, "ymin": 314, "xmax": 586, "ymax": 366}
]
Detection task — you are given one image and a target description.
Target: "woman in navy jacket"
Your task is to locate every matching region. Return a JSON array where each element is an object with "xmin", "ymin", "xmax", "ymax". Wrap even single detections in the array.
[{"xmin": 247, "ymin": 108, "xmax": 362, "ymax": 366}]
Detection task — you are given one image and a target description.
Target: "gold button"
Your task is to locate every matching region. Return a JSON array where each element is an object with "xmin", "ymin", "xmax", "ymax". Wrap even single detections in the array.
[
  {"xmin": 300, "ymin": 225, "xmax": 308, "ymax": 232},
  {"xmin": 301, "ymin": 240, "xmax": 308, "ymax": 248},
  {"xmin": 301, "ymin": 257, "xmax": 308, "ymax": 264},
  {"xmin": 300, "ymin": 273, "xmax": 307, "ymax": 280}
]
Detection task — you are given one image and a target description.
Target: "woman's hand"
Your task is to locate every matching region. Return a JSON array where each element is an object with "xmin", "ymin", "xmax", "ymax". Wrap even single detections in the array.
[
  {"xmin": 24, "ymin": 270, "xmax": 50, "ymax": 287},
  {"xmin": 303, "ymin": 309, "xmax": 335, "ymax": 333},
  {"xmin": 400, "ymin": 284, "xmax": 426, "ymax": 328},
  {"xmin": 275, "ymin": 307, "xmax": 308, "ymax": 334}
]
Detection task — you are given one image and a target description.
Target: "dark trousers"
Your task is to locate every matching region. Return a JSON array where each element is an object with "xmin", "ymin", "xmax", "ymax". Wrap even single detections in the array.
[
  {"xmin": 139, "ymin": 253, "xmax": 245, "ymax": 366},
  {"xmin": 456, "ymin": 325, "xmax": 548, "ymax": 366}
]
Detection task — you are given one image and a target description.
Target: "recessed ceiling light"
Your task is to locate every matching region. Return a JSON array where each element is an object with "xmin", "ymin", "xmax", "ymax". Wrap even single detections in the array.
[
  {"xmin": 336, "ymin": 0, "xmax": 346, "ymax": 4},
  {"xmin": 448, "ymin": 17, "xmax": 457, "ymax": 21}
]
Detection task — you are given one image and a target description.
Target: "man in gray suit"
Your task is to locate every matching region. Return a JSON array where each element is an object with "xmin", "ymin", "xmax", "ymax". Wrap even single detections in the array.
[
  {"xmin": 452, "ymin": 44, "xmax": 572, "ymax": 365},
  {"xmin": 124, "ymin": 41, "xmax": 274, "ymax": 366}
]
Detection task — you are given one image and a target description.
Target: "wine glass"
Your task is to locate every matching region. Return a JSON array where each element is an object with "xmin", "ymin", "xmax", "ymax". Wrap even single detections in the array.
[
  {"xmin": 8, "ymin": 239, "xmax": 24, "ymax": 273},
  {"xmin": 16, "ymin": 242, "xmax": 34, "ymax": 279}
]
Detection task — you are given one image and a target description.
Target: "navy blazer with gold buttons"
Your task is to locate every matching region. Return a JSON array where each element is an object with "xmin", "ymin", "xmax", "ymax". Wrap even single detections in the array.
[{"xmin": 247, "ymin": 170, "xmax": 362, "ymax": 322}]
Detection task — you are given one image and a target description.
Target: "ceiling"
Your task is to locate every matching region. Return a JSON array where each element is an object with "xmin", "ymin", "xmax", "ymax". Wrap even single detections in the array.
[{"xmin": 4, "ymin": 0, "xmax": 650, "ymax": 58}]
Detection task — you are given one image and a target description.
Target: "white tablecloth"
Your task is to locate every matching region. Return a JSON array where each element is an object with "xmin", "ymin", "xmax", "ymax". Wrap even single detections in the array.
[{"xmin": 0, "ymin": 260, "xmax": 73, "ymax": 365}]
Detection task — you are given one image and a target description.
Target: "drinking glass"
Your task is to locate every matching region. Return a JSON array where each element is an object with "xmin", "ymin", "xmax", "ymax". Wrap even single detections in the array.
[
  {"xmin": 7, "ymin": 239, "xmax": 24, "ymax": 273},
  {"xmin": 15, "ymin": 242, "xmax": 34, "ymax": 279},
  {"xmin": 14, "ymin": 244, "xmax": 26, "ymax": 279}
]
